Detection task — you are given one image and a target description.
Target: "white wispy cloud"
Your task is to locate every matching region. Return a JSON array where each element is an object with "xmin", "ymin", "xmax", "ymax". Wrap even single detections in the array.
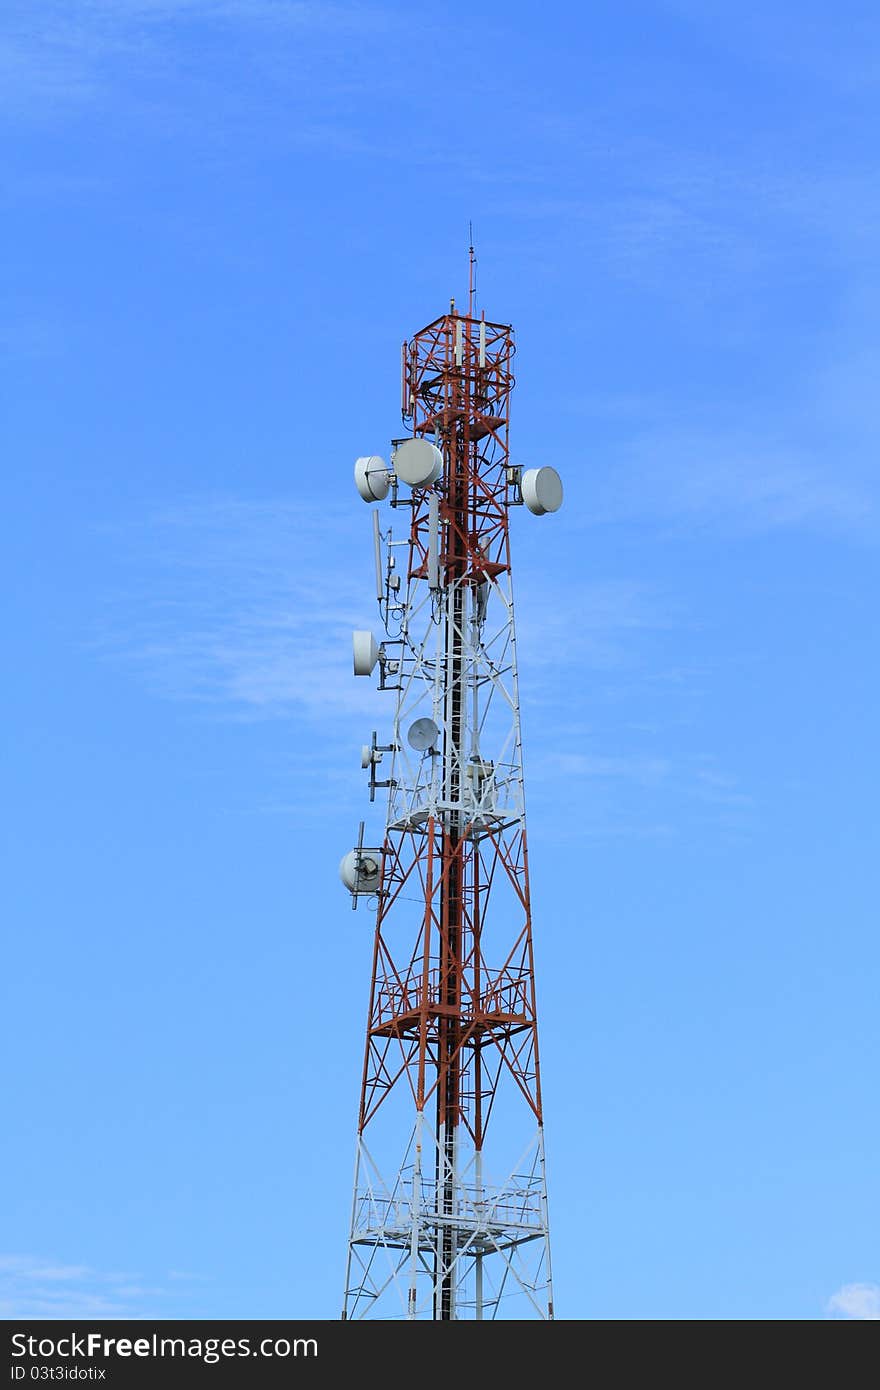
[
  {"xmin": 97, "ymin": 495, "xmax": 755, "ymax": 838},
  {"xmin": 0, "ymin": 308, "xmax": 72, "ymax": 360},
  {"xmin": 541, "ymin": 751, "xmax": 673, "ymax": 787},
  {"xmin": 102, "ymin": 501, "xmax": 674, "ymax": 725},
  {"xmin": 592, "ymin": 432, "xmax": 875, "ymax": 537},
  {"xmin": 526, "ymin": 741, "xmax": 751, "ymax": 843},
  {"xmin": 81, "ymin": 0, "xmax": 386, "ymax": 26},
  {"xmin": 0, "ymin": 1254, "xmax": 175, "ymax": 1319},
  {"xmin": 98, "ymin": 496, "xmax": 386, "ymax": 725},
  {"xmin": 569, "ymin": 328, "xmax": 880, "ymax": 538},
  {"xmin": 0, "ymin": 0, "xmax": 393, "ymax": 122},
  {"xmin": 516, "ymin": 578, "xmax": 674, "ymax": 679},
  {"xmin": 827, "ymin": 1282, "xmax": 880, "ymax": 1320},
  {"xmin": 658, "ymin": 2, "xmax": 880, "ymax": 96},
  {"xmin": 497, "ymin": 138, "xmax": 880, "ymax": 542},
  {"xmin": 6, "ymin": 0, "xmax": 386, "ymax": 36},
  {"xmin": 95, "ymin": 495, "xmax": 705, "ymax": 832}
]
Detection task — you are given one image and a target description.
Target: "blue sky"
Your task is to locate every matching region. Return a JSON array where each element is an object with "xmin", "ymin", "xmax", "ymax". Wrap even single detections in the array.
[{"xmin": 2, "ymin": 0, "xmax": 879, "ymax": 1320}]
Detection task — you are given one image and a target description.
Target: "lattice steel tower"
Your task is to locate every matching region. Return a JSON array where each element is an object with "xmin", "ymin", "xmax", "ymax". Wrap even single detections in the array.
[{"xmin": 340, "ymin": 275, "xmax": 563, "ymax": 1320}]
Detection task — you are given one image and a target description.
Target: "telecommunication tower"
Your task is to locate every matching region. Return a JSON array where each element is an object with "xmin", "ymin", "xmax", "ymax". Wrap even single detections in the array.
[{"xmin": 340, "ymin": 271, "xmax": 563, "ymax": 1320}]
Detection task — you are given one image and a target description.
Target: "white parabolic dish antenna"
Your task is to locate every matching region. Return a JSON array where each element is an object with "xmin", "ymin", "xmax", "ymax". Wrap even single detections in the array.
[
  {"xmin": 407, "ymin": 716, "xmax": 439, "ymax": 752},
  {"xmin": 354, "ymin": 455, "xmax": 390, "ymax": 503},
  {"xmin": 393, "ymin": 438, "xmax": 443, "ymax": 488},
  {"xmin": 353, "ymin": 630, "xmax": 380, "ymax": 676},
  {"xmin": 521, "ymin": 466, "xmax": 563, "ymax": 515},
  {"xmin": 339, "ymin": 849, "xmax": 381, "ymax": 893}
]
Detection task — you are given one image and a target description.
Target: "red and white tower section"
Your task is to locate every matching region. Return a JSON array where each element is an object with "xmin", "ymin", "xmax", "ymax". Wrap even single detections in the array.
[{"xmin": 340, "ymin": 301, "xmax": 563, "ymax": 1320}]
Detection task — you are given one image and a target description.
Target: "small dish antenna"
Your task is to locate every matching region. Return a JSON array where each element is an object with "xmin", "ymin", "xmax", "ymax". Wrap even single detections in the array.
[
  {"xmin": 521, "ymin": 466, "xmax": 563, "ymax": 515},
  {"xmin": 393, "ymin": 439, "xmax": 443, "ymax": 488},
  {"xmin": 339, "ymin": 849, "xmax": 381, "ymax": 894},
  {"xmin": 407, "ymin": 717, "xmax": 439, "ymax": 752},
  {"xmin": 355, "ymin": 455, "xmax": 391, "ymax": 503},
  {"xmin": 339, "ymin": 821, "xmax": 383, "ymax": 906},
  {"xmin": 353, "ymin": 630, "xmax": 380, "ymax": 676}
]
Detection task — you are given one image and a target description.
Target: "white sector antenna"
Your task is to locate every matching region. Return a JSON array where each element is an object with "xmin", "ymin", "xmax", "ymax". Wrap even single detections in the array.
[
  {"xmin": 353, "ymin": 630, "xmax": 380, "ymax": 676},
  {"xmin": 393, "ymin": 438, "xmax": 443, "ymax": 488},
  {"xmin": 407, "ymin": 717, "xmax": 439, "ymax": 752},
  {"xmin": 354, "ymin": 455, "xmax": 391, "ymax": 503},
  {"xmin": 521, "ymin": 466, "xmax": 563, "ymax": 515}
]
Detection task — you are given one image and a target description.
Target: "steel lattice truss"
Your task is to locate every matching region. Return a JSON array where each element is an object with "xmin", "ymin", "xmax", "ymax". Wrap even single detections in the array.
[{"xmin": 343, "ymin": 309, "xmax": 554, "ymax": 1320}]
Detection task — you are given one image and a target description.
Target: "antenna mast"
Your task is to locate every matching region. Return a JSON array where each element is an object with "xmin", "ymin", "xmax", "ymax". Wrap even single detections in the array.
[{"xmin": 342, "ymin": 294, "xmax": 563, "ymax": 1320}]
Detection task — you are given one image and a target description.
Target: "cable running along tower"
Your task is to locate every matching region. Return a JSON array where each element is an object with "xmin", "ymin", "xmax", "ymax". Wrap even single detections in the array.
[{"xmin": 341, "ymin": 275, "xmax": 563, "ymax": 1320}]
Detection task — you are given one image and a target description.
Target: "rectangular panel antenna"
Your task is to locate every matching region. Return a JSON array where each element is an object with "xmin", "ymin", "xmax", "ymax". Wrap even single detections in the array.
[{"xmin": 372, "ymin": 510, "xmax": 383, "ymax": 603}]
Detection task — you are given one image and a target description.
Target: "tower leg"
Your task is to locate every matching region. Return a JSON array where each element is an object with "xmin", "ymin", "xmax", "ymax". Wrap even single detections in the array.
[
  {"xmin": 475, "ymin": 1147, "xmax": 484, "ymax": 1320},
  {"xmin": 408, "ymin": 1111, "xmax": 424, "ymax": 1320}
]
